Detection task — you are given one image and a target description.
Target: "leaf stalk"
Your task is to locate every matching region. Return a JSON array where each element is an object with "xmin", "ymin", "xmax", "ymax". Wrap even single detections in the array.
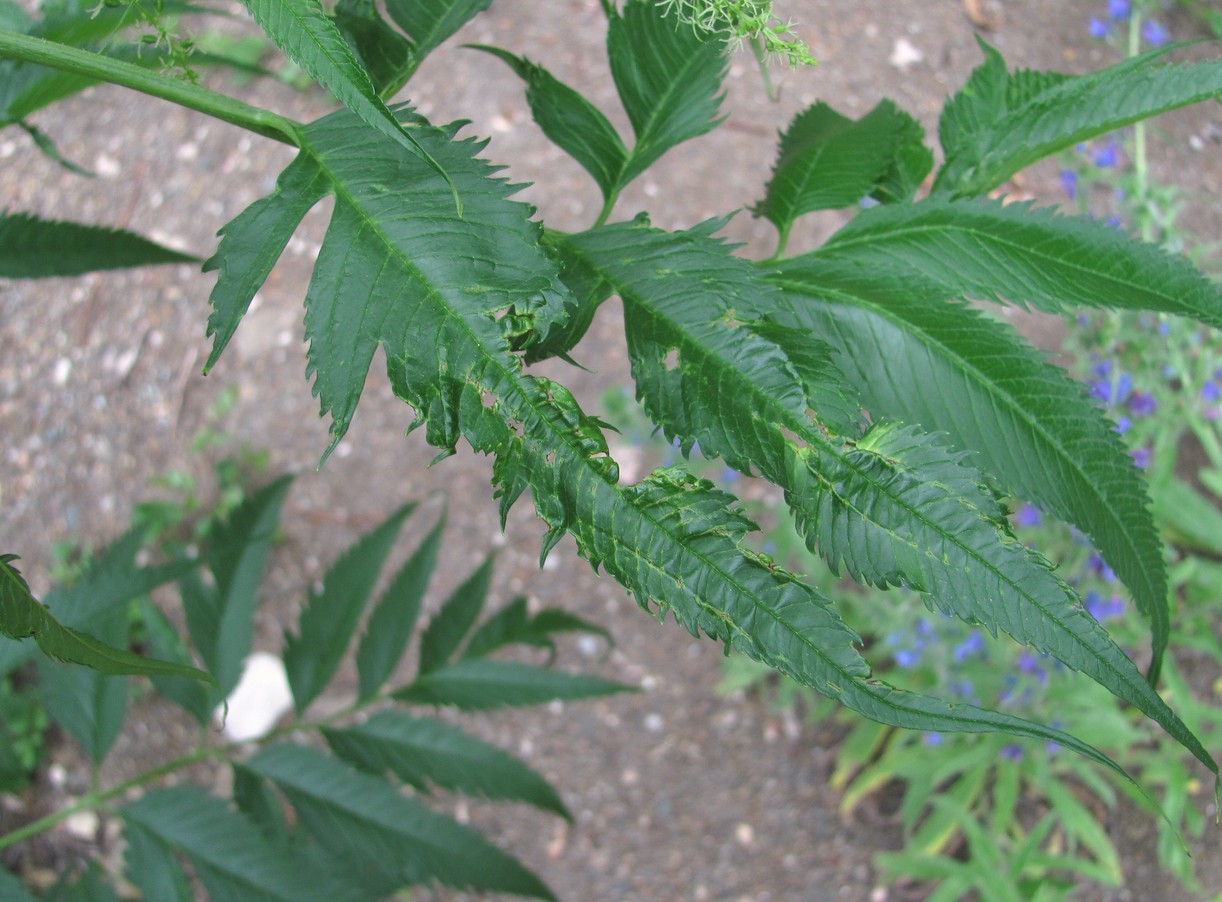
[{"xmin": 0, "ymin": 29, "xmax": 303, "ymax": 147}]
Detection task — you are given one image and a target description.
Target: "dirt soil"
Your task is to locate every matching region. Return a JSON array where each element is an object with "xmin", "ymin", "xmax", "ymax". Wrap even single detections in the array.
[{"xmin": 2, "ymin": 0, "xmax": 1221, "ymax": 899}]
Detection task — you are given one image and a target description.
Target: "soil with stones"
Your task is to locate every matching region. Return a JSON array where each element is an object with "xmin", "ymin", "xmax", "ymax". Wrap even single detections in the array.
[{"xmin": 2, "ymin": 1, "xmax": 1220, "ymax": 899}]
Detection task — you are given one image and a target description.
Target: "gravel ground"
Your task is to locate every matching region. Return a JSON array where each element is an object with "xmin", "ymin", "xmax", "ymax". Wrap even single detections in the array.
[{"xmin": 2, "ymin": 1, "xmax": 1221, "ymax": 899}]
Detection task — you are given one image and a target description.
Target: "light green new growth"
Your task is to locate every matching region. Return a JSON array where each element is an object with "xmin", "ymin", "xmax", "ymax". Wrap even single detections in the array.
[{"xmin": 657, "ymin": 0, "xmax": 814, "ymax": 67}]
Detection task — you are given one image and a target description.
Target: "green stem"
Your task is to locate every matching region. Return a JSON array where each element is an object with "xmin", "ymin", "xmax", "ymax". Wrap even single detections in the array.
[
  {"xmin": 594, "ymin": 187, "xmax": 621, "ymax": 228},
  {"xmin": 0, "ymin": 29, "xmax": 302, "ymax": 147},
  {"xmin": 0, "ymin": 691, "xmax": 377, "ymax": 853},
  {"xmin": 1127, "ymin": 12, "xmax": 1153, "ymax": 243}
]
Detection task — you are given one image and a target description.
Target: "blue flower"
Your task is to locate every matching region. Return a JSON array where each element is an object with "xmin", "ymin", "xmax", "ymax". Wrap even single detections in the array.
[
  {"xmin": 1142, "ymin": 19, "xmax": 1169, "ymax": 46},
  {"xmin": 1202, "ymin": 380, "xmax": 1220, "ymax": 403},
  {"xmin": 1131, "ymin": 446, "xmax": 1151, "ymax": 468},
  {"xmin": 1086, "ymin": 591, "xmax": 1125, "ymax": 621},
  {"xmin": 1114, "ymin": 415, "xmax": 1131, "ymax": 435},
  {"xmin": 1128, "ymin": 392, "xmax": 1157, "ymax": 416},
  {"xmin": 1002, "ymin": 743, "xmax": 1024, "ymax": 762},
  {"xmin": 894, "ymin": 648, "xmax": 920, "ymax": 668},
  {"xmin": 720, "ymin": 467, "xmax": 740, "ymax": 484},
  {"xmin": 1089, "ymin": 17, "xmax": 1110, "ymax": 37},
  {"xmin": 954, "ymin": 630, "xmax": 985, "ymax": 662},
  {"xmin": 923, "ymin": 732, "xmax": 943, "ymax": 746},
  {"xmin": 1108, "ymin": 0, "xmax": 1130, "ymax": 18},
  {"xmin": 1093, "ymin": 142, "xmax": 1119, "ymax": 168},
  {"xmin": 1015, "ymin": 503, "xmax": 1042, "ymax": 528},
  {"xmin": 1059, "ymin": 168, "xmax": 1078, "ymax": 199}
]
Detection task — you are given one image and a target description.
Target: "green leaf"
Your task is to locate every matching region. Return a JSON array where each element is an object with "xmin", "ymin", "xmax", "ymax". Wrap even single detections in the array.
[
  {"xmin": 231, "ymin": 765, "xmax": 291, "ymax": 844},
  {"xmin": 754, "ymin": 100, "xmax": 930, "ymax": 234},
  {"xmin": 0, "ymin": 864, "xmax": 37, "ymax": 902},
  {"xmin": 245, "ymin": 742, "xmax": 556, "ymax": 900},
  {"xmin": 323, "ymin": 708, "xmax": 569, "ymax": 818},
  {"xmin": 934, "ymin": 38, "xmax": 1222, "ymax": 197},
  {"xmin": 137, "ymin": 597, "xmax": 211, "ymax": 726},
  {"xmin": 205, "ymin": 105, "xmax": 576, "ymax": 459},
  {"xmin": 183, "ymin": 475, "xmax": 293, "ymax": 697},
  {"xmin": 417, "ymin": 553, "xmax": 493, "ymax": 675},
  {"xmin": 203, "ymin": 153, "xmax": 330, "ymax": 373},
  {"xmin": 383, "ymin": 0, "xmax": 491, "ymax": 64},
  {"xmin": 0, "ymin": 531, "xmax": 194, "ymax": 677},
  {"xmin": 283, "ymin": 501, "xmax": 416, "ymax": 712},
  {"xmin": 462, "ymin": 596, "xmax": 612, "ymax": 661},
  {"xmin": 238, "ymin": 0, "xmax": 459, "ymax": 209},
  {"xmin": 0, "ymin": 555, "xmax": 211, "ymax": 684},
  {"xmin": 395, "ymin": 658, "xmax": 629, "ymax": 710},
  {"xmin": 122, "ymin": 785, "xmax": 335, "ymax": 902},
  {"xmin": 123, "ymin": 822, "xmax": 194, "ymax": 902},
  {"xmin": 200, "ymin": 100, "xmax": 1144, "ymax": 790},
  {"xmin": 767, "ymin": 258, "xmax": 1171, "ymax": 681},
  {"xmin": 469, "ymin": 45, "xmax": 629, "ymax": 202},
  {"xmin": 607, "ymin": 0, "xmax": 728, "ymax": 183},
  {"xmin": 36, "ymin": 607, "xmax": 128, "ymax": 766},
  {"xmin": 560, "ymin": 220, "xmax": 1213, "ymax": 779},
  {"xmin": 0, "ymin": 211, "xmax": 196, "ymax": 278},
  {"xmin": 331, "ymin": 0, "xmax": 412, "ymax": 96},
  {"xmin": 355, "ymin": 510, "xmax": 444, "ymax": 701},
  {"xmin": 813, "ymin": 197, "xmax": 1222, "ymax": 328}
]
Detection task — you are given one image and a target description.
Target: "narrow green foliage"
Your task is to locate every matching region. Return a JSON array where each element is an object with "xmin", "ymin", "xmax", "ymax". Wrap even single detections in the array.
[
  {"xmin": 935, "ymin": 38, "xmax": 1222, "ymax": 197},
  {"xmin": 0, "ymin": 530, "xmax": 194, "ymax": 677},
  {"xmin": 182, "ymin": 474, "xmax": 293, "ymax": 697},
  {"xmin": 754, "ymin": 101, "xmax": 932, "ymax": 237},
  {"xmin": 395, "ymin": 658, "xmax": 629, "ymax": 710},
  {"xmin": 462, "ymin": 596, "xmax": 612, "ymax": 661},
  {"xmin": 0, "ymin": 555, "xmax": 209, "ymax": 684},
  {"xmin": 814, "ymin": 197, "xmax": 1222, "ymax": 327},
  {"xmin": 323, "ymin": 708, "xmax": 570, "ymax": 818},
  {"xmin": 36, "ymin": 607, "xmax": 128, "ymax": 766},
  {"xmin": 768, "ymin": 259, "xmax": 1171, "ymax": 681},
  {"xmin": 560, "ymin": 220, "xmax": 1211, "ymax": 776},
  {"xmin": 469, "ymin": 45, "xmax": 629, "ymax": 202},
  {"xmin": 607, "ymin": 0, "xmax": 728, "ymax": 184},
  {"xmin": 331, "ymin": 0, "xmax": 412, "ymax": 96},
  {"xmin": 355, "ymin": 511, "xmax": 445, "ymax": 701},
  {"xmin": 284, "ymin": 501, "xmax": 417, "ymax": 712},
  {"xmin": 237, "ymin": 0, "xmax": 459, "ymax": 207},
  {"xmin": 122, "ymin": 785, "xmax": 337, "ymax": 902},
  {"xmin": 123, "ymin": 822, "xmax": 195, "ymax": 902},
  {"xmin": 244, "ymin": 742, "xmax": 557, "ymax": 900},
  {"xmin": 417, "ymin": 552, "xmax": 493, "ymax": 674},
  {"xmin": 137, "ymin": 597, "xmax": 211, "ymax": 726},
  {"xmin": 0, "ymin": 211, "xmax": 196, "ymax": 278}
]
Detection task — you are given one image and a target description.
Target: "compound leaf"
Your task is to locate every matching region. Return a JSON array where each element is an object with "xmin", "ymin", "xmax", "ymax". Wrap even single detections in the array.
[
  {"xmin": 935, "ymin": 38, "xmax": 1222, "ymax": 197},
  {"xmin": 383, "ymin": 0, "xmax": 491, "ymax": 63},
  {"xmin": 0, "ymin": 212, "xmax": 196, "ymax": 278},
  {"xmin": 355, "ymin": 510, "xmax": 445, "ymax": 701},
  {"xmin": 331, "ymin": 0, "xmax": 412, "ymax": 96},
  {"xmin": 607, "ymin": 0, "xmax": 728, "ymax": 183},
  {"xmin": 559, "ymin": 220, "xmax": 1213, "ymax": 780},
  {"xmin": 768, "ymin": 258, "xmax": 1172, "ymax": 681},
  {"xmin": 122, "ymin": 785, "xmax": 334, "ymax": 902},
  {"xmin": 245, "ymin": 742, "xmax": 556, "ymax": 900},
  {"xmin": 284, "ymin": 501, "xmax": 416, "ymax": 712},
  {"xmin": 323, "ymin": 708, "xmax": 569, "ymax": 817}
]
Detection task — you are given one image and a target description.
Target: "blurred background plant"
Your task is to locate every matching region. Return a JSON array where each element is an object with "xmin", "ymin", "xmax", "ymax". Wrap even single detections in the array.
[{"xmin": 600, "ymin": 3, "xmax": 1222, "ymax": 894}]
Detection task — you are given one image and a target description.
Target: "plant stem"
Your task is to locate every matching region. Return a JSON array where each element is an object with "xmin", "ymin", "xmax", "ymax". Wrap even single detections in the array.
[
  {"xmin": 594, "ymin": 188, "xmax": 621, "ymax": 228},
  {"xmin": 1127, "ymin": 12, "xmax": 1153, "ymax": 243},
  {"xmin": 0, "ymin": 29, "xmax": 302, "ymax": 147}
]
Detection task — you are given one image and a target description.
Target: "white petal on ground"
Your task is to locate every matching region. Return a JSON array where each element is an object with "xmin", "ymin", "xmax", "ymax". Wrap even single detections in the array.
[{"xmin": 214, "ymin": 651, "xmax": 294, "ymax": 742}]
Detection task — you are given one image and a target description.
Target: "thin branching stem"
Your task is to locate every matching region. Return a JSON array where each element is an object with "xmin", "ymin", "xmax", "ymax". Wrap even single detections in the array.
[{"xmin": 0, "ymin": 30, "xmax": 302, "ymax": 146}]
